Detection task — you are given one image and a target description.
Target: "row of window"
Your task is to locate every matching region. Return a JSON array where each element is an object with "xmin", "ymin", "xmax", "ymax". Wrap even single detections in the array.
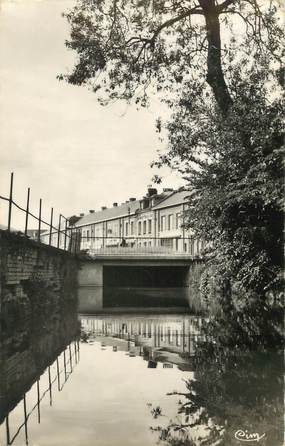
[
  {"xmin": 160, "ymin": 213, "xmax": 181, "ymax": 232},
  {"xmin": 137, "ymin": 219, "xmax": 152, "ymax": 235},
  {"xmin": 82, "ymin": 212, "xmax": 183, "ymax": 241}
]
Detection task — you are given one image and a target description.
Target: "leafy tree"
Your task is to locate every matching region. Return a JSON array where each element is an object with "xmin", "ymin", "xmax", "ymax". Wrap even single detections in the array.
[{"xmin": 60, "ymin": 0, "xmax": 283, "ymax": 114}]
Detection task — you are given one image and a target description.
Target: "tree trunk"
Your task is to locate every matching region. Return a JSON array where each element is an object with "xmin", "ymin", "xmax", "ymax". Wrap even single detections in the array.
[{"xmin": 199, "ymin": 0, "xmax": 233, "ymax": 114}]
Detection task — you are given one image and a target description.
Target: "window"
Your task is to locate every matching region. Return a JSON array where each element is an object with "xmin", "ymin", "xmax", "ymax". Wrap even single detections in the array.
[
  {"xmin": 175, "ymin": 238, "xmax": 179, "ymax": 251},
  {"xmin": 176, "ymin": 213, "xmax": 180, "ymax": 229},
  {"xmin": 130, "ymin": 221, "xmax": 134, "ymax": 235},
  {"xmin": 143, "ymin": 220, "xmax": 146, "ymax": 234},
  {"xmin": 190, "ymin": 238, "xmax": 195, "ymax": 255},
  {"xmin": 168, "ymin": 214, "xmax": 173, "ymax": 230},
  {"xmin": 125, "ymin": 222, "xmax": 129, "ymax": 236},
  {"xmin": 138, "ymin": 221, "xmax": 142, "ymax": 235},
  {"xmin": 87, "ymin": 230, "xmax": 90, "ymax": 241},
  {"xmin": 161, "ymin": 215, "xmax": 165, "ymax": 231},
  {"xmin": 148, "ymin": 219, "xmax": 152, "ymax": 234},
  {"xmin": 196, "ymin": 240, "xmax": 200, "ymax": 255}
]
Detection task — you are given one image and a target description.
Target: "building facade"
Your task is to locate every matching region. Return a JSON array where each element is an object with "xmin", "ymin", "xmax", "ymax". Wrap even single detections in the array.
[{"xmin": 41, "ymin": 187, "xmax": 204, "ymax": 256}]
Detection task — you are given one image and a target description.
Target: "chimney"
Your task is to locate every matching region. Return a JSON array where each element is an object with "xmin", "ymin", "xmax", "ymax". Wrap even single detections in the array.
[
  {"xmin": 101, "ymin": 206, "xmax": 107, "ymax": 211},
  {"xmin": 147, "ymin": 186, "xmax": 157, "ymax": 197},
  {"xmin": 113, "ymin": 202, "xmax": 118, "ymax": 207},
  {"xmin": 129, "ymin": 197, "xmax": 136, "ymax": 201},
  {"xmin": 163, "ymin": 188, "xmax": 174, "ymax": 192},
  {"xmin": 89, "ymin": 210, "xmax": 95, "ymax": 214},
  {"xmin": 80, "ymin": 213, "xmax": 85, "ymax": 217}
]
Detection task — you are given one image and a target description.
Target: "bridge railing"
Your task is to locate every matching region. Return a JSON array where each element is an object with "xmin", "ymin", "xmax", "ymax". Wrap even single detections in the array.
[{"xmin": 80, "ymin": 235, "xmax": 204, "ymax": 258}]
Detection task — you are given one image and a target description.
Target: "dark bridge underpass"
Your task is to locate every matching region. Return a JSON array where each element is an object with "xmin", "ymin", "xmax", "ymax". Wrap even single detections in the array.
[
  {"xmin": 77, "ymin": 258, "xmax": 203, "ymax": 313},
  {"xmin": 103, "ymin": 265, "xmax": 190, "ymax": 308}
]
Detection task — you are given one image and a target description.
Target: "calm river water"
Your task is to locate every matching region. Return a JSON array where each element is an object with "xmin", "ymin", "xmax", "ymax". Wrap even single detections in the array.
[{"xmin": 0, "ymin": 312, "xmax": 283, "ymax": 446}]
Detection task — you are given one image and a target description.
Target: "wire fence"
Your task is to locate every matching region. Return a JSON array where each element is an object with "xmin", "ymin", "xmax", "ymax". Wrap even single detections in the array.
[{"xmin": 0, "ymin": 172, "xmax": 74, "ymax": 252}]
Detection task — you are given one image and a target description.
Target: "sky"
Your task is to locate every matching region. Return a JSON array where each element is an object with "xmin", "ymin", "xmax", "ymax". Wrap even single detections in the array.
[{"xmin": 0, "ymin": 0, "xmax": 183, "ymax": 230}]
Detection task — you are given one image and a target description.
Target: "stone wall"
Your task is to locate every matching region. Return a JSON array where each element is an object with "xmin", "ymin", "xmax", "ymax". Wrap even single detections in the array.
[{"xmin": 0, "ymin": 230, "xmax": 79, "ymax": 420}]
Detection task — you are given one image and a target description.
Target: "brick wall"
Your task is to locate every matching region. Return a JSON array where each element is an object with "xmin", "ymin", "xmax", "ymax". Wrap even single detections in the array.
[{"xmin": 0, "ymin": 229, "xmax": 79, "ymax": 420}]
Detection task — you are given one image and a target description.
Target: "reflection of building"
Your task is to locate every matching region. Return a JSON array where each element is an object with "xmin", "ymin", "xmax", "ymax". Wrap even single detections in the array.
[
  {"xmin": 80, "ymin": 315, "xmax": 204, "ymax": 369},
  {"xmin": 40, "ymin": 187, "xmax": 205, "ymax": 255}
]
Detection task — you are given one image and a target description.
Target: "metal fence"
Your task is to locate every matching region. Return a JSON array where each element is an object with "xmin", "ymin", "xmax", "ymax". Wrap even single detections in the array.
[{"xmin": 0, "ymin": 172, "xmax": 73, "ymax": 252}]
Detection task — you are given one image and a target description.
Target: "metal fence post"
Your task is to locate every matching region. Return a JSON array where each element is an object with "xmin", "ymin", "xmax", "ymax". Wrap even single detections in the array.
[
  {"xmin": 23, "ymin": 393, "xmax": 28, "ymax": 445},
  {"xmin": 56, "ymin": 357, "xmax": 60, "ymax": 391},
  {"xmin": 48, "ymin": 366, "xmax": 52, "ymax": 406},
  {"xmin": 38, "ymin": 198, "xmax": 42, "ymax": 243},
  {"xmin": 49, "ymin": 207, "xmax": 53, "ymax": 246},
  {"xmin": 24, "ymin": 187, "xmax": 30, "ymax": 236},
  {"xmin": 57, "ymin": 214, "xmax": 62, "ymax": 249},
  {"xmin": 5, "ymin": 415, "xmax": 10, "ymax": 445},
  {"xmin": 7, "ymin": 172, "xmax": 14, "ymax": 232},
  {"xmin": 64, "ymin": 219, "xmax": 67, "ymax": 251},
  {"xmin": 37, "ymin": 379, "xmax": 41, "ymax": 423}
]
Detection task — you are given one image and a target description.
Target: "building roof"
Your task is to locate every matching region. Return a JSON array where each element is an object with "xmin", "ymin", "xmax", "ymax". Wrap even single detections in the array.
[
  {"xmin": 152, "ymin": 190, "xmax": 190, "ymax": 210},
  {"xmin": 69, "ymin": 189, "xmax": 189, "ymax": 228},
  {"xmin": 75, "ymin": 199, "xmax": 141, "ymax": 227}
]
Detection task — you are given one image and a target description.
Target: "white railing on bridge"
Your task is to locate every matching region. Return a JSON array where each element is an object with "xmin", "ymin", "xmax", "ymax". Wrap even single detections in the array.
[{"xmin": 86, "ymin": 245, "xmax": 201, "ymax": 259}]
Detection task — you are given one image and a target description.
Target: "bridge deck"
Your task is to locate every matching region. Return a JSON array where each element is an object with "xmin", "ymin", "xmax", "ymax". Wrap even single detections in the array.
[{"xmin": 87, "ymin": 247, "xmax": 201, "ymax": 261}]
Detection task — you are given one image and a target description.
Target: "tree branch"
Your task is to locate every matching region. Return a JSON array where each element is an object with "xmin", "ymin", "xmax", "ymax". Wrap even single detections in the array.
[
  {"xmin": 150, "ymin": 5, "xmax": 204, "ymax": 44},
  {"xmin": 217, "ymin": 0, "xmax": 237, "ymax": 13}
]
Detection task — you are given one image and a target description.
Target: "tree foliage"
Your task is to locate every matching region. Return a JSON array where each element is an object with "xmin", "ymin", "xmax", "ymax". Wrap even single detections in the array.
[
  {"xmin": 152, "ymin": 48, "xmax": 284, "ymax": 346},
  {"xmin": 60, "ymin": 0, "xmax": 283, "ymax": 114}
]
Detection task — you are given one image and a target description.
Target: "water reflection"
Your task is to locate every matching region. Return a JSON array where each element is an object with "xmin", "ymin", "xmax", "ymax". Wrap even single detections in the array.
[
  {"xmin": 1, "ymin": 311, "xmax": 282, "ymax": 446},
  {"xmin": 0, "ymin": 282, "xmax": 79, "ymax": 445},
  {"xmin": 78, "ymin": 286, "xmax": 191, "ymax": 313},
  {"xmin": 149, "ymin": 345, "xmax": 284, "ymax": 446},
  {"xmin": 80, "ymin": 315, "xmax": 204, "ymax": 371},
  {"xmin": 1, "ymin": 341, "xmax": 79, "ymax": 446}
]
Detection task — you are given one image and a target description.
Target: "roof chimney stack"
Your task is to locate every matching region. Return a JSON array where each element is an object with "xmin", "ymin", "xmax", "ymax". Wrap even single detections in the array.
[
  {"xmin": 129, "ymin": 197, "xmax": 136, "ymax": 201},
  {"xmin": 147, "ymin": 186, "xmax": 157, "ymax": 197},
  {"xmin": 113, "ymin": 202, "xmax": 118, "ymax": 207},
  {"xmin": 89, "ymin": 209, "xmax": 95, "ymax": 214},
  {"xmin": 79, "ymin": 213, "xmax": 85, "ymax": 217},
  {"xmin": 101, "ymin": 206, "xmax": 107, "ymax": 211},
  {"xmin": 163, "ymin": 188, "xmax": 174, "ymax": 193}
]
